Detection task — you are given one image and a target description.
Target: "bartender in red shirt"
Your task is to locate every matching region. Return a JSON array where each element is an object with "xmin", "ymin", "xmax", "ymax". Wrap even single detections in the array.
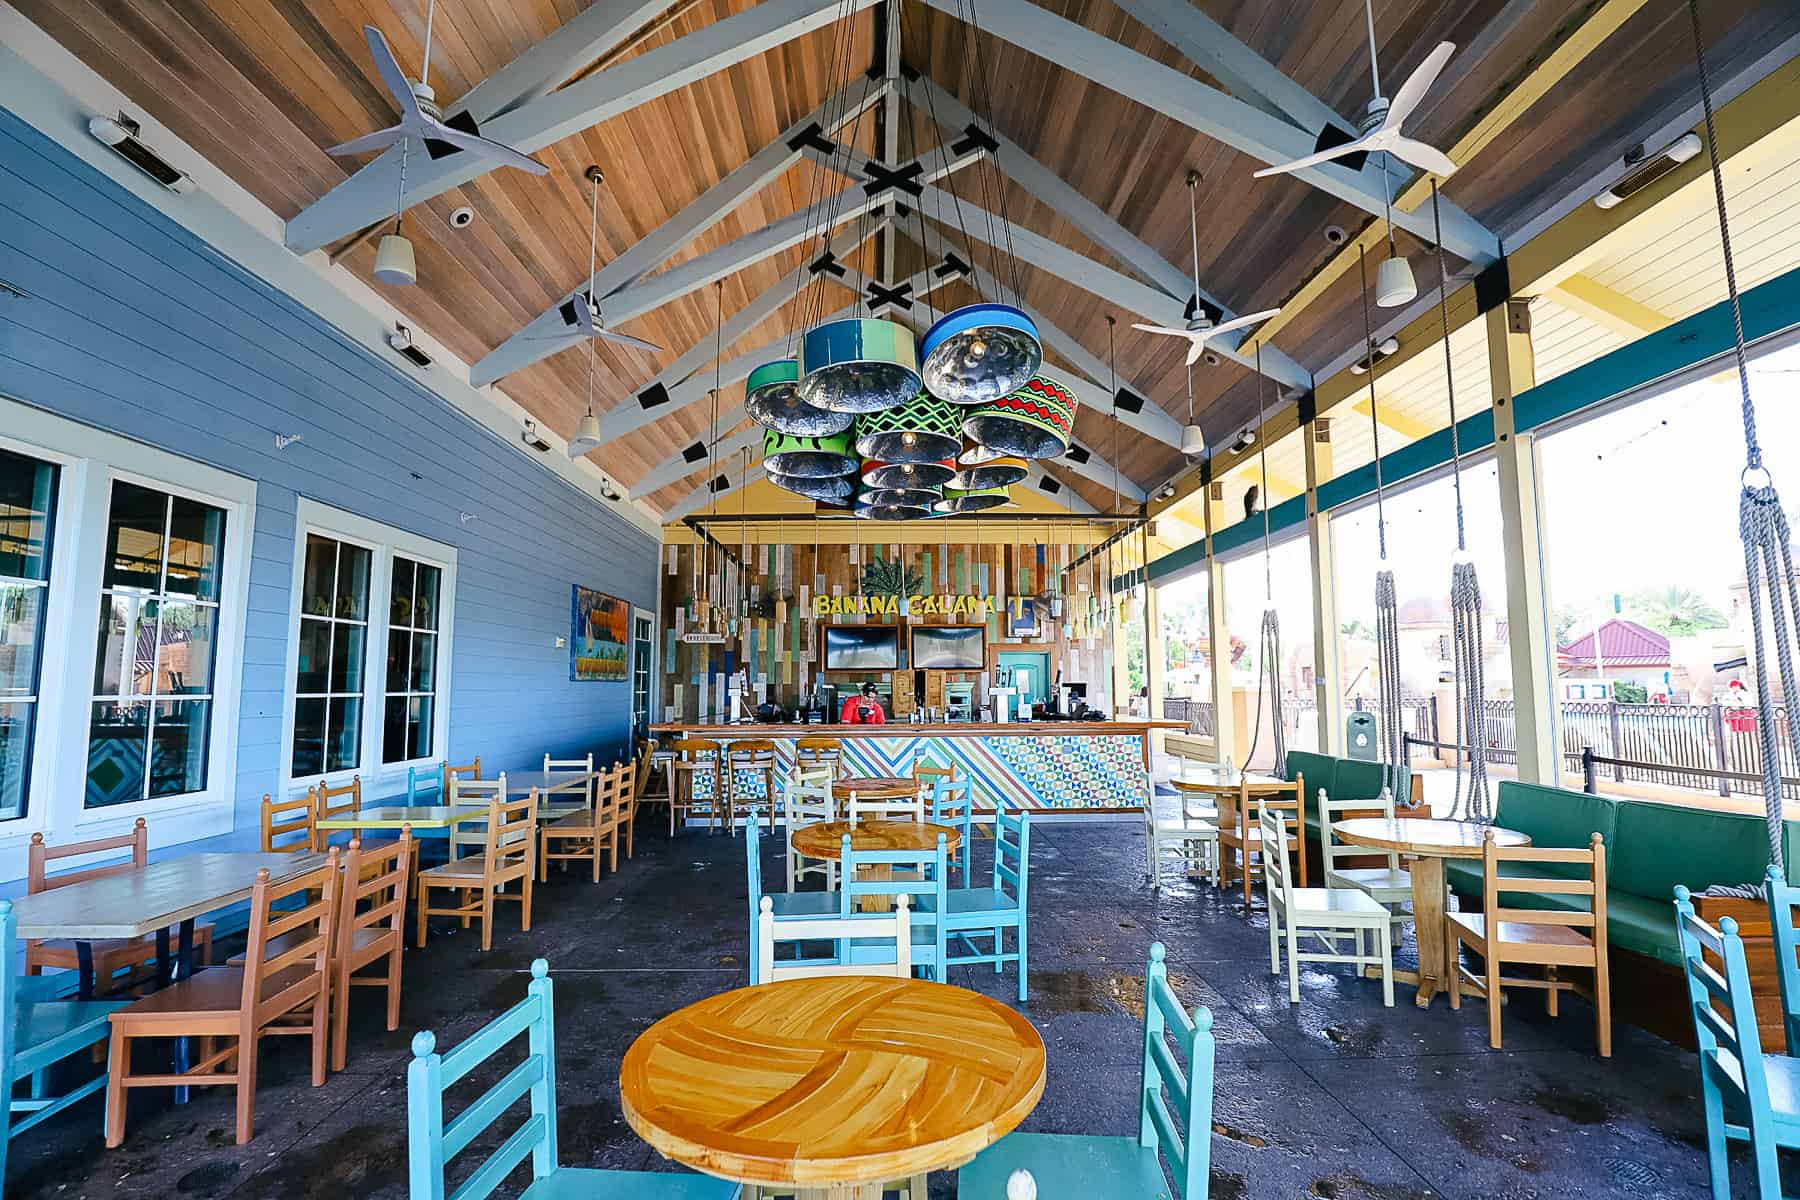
[{"xmin": 840, "ymin": 682, "xmax": 887, "ymax": 725}]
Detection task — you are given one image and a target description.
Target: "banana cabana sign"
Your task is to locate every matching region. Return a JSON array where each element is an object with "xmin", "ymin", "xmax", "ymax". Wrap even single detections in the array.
[{"xmin": 811, "ymin": 593, "xmax": 1004, "ymax": 617}]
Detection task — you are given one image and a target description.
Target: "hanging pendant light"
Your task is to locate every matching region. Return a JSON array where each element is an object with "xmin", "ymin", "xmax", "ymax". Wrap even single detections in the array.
[
  {"xmin": 799, "ymin": 318, "xmax": 921, "ymax": 413},
  {"xmin": 762, "ymin": 428, "xmax": 857, "ymax": 478},
  {"xmin": 569, "ymin": 168, "xmax": 607, "ymax": 457},
  {"xmin": 861, "ymin": 485, "xmax": 943, "ymax": 509},
  {"xmin": 856, "ymin": 500, "xmax": 931, "ymax": 521},
  {"xmin": 1375, "ymin": 254, "xmax": 1417, "ymax": 307},
  {"xmin": 862, "ymin": 458, "xmax": 957, "ymax": 490},
  {"xmin": 769, "ymin": 472, "xmax": 856, "ymax": 503},
  {"xmin": 957, "ymin": 438, "xmax": 1007, "ymax": 467},
  {"xmin": 933, "ymin": 485, "xmax": 1010, "ymax": 514},
  {"xmin": 853, "ymin": 390, "xmax": 964, "ymax": 464},
  {"xmin": 919, "ymin": 303, "xmax": 1043, "ymax": 406},
  {"xmin": 963, "ymin": 372, "xmax": 1079, "ymax": 460},
  {"xmin": 373, "ymin": 125, "xmax": 416, "ymax": 285},
  {"xmin": 746, "ymin": 358, "xmax": 853, "ymax": 436},
  {"xmin": 949, "ymin": 455, "xmax": 1028, "ymax": 491}
]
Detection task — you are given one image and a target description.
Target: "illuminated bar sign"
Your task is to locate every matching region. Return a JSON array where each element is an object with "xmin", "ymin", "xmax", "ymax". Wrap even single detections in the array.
[{"xmin": 812, "ymin": 593, "xmax": 1001, "ymax": 617}]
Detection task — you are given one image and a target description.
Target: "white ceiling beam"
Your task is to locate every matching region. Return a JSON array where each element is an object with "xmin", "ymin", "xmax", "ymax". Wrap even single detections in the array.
[
  {"xmin": 470, "ymin": 83, "xmax": 884, "ymax": 387},
  {"xmin": 664, "ymin": 457, "xmax": 763, "ymax": 522},
  {"xmin": 634, "ymin": 416, "xmax": 762, "ymax": 498},
  {"xmin": 447, "ymin": 0, "xmax": 673, "ymax": 123},
  {"xmin": 881, "ymin": 0, "xmax": 903, "ymax": 283},
  {"xmin": 913, "ymin": 0, "xmax": 1497, "ymax": 264},
  {"xmin": 286, "ymin": 0, "xmax": 881, "ymax": 252},
  {"xmin": 1022, "ymin": 463, "xmax": 1100, "ymax": 513}
]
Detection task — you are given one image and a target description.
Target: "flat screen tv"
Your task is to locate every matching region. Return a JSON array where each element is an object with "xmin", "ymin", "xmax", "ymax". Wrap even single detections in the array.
[
  {"xmin": 912, "ymin": 625, "xmax": 985, "ymax": 669},
  {"xmin": 823, "ymin": 625, "xmax": 899, "ymax": 670}
]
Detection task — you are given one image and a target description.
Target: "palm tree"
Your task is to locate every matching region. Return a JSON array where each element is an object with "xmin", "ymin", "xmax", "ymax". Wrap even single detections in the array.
[{"xmin": 1626, "ymin": 586, "xmax": 1728, "ymax": 637}]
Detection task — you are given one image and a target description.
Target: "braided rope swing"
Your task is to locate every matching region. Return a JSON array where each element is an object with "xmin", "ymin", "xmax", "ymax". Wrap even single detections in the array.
[
  {"xmin": 1429, "ymin": 181, "xmax": 1491, "ymax": 823},
  {"xmin": 1239, "ymin": 343, "xmax": 1285, "ymax": 779},
  {"xmin": 1357, "ymin": 247, "xmax": 1406, "ymax": 796},
  {"xmin": 1688, "ymin": 0, "xmax": 1800, "ymax": 872}
]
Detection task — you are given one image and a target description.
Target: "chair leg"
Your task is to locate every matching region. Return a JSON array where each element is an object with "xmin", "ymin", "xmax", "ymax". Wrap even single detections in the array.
[
  {"xmin": 521, "ymin": 870, "xmax": 535, "ymax": 934},
  {"xmin": 386, "ymin": 943, "xmax": 404, "ymax": 1031},
  {"xmin": 1546, "ymin": 967, "xmax": 1560, "ymax": 1018},
  {"xmin": 1448, "ymin": 935, "xmax": 1463, "ymax": 1011},
  {"xmin": 310, "ymin": 988, "xmax": 330, "ymax": 1088},
  {"xmin": 331, "ymin": 961, "xmax": 351, "ymax": 1075},
  {"xmin": 1285, "ymin": 923, "xmax": 1301, "ymax": 1004},
  {"xmin": 1593, "ymin": 953, "xmax": 1612, "ymax": 1058},
  {"xmin": 104, "ymin": 1026, "xmax": 129, "ymax": 1148},
  {"xmin": 235, "ymin": 1033, "xmax": 258, "ymax": 1144},
  {"xmin": 1485, "ymin": 951, "xmax": 1503, "ymax": 1050},
  {"xmin": 537, "ymin": 834, "xmax": 548, "ymax": 884},
  {"xmin": 416, "ymin": 882, "xmax": 430, "ymax": 948},
  {"xmin": 1016, "ymin": 924, "xmax": 1029, "ymax": 1004},
  {"xmin": 1378, "ymin": 923, "xmax": 1394, "ymax": 1008},
  {"xmin": 479, "ymin": 886, "xmax": 495, "ymax": 953},
  {"xmin": 1267, "ymin": 901, "xmax": 1281, "ymax": 975},
  {"xmin": 1700, "ymin": 1080, "xmax": 1731, "ymax": 1200}
]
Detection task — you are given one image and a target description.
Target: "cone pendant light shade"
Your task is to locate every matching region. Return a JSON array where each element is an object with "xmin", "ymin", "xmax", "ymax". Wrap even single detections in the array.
[
  {"xmin": 920, "ymin": 304, "xmax": 1042, "ymax": 405},
  {"xmin": 746, "ymin": 358, "xmax": 853, "ymax": 436},
  {"xmin": 1375, "ymin": 254, "xmax": 1417, "ymax": 307},
  {"xmin": 933, "ymin": 485, "xmax": 1010, "ymax": 513},
  {"xmin": 374, "ymin": 232, "xmax": 417, "ymax": 285},
  {"xmin": 1181, "ymin": 424, "xmax": 1206, "ymax": 457},
  {"xmin": 862, "ymin": 458, "xmax": 957, "ymax": 490},
  {"xmin": 853, "ymin": 390, "xmax": 964, "ymax": 464},
  {"xmin": 799, "ymin": 319, "xmax": 921, "ymax": 414},
  {"xmin": 768, "ymin": 472, "xmax": 856, "ymax": 503},
  {"xmin": 568, "ymin": 411, "xmax": 602, "ymax": 456},
  {"xmin": 949, "ymin": 456, "xmax": 1029, "ymax": 490},
  {"xmin": 962, "ymin": 372, "xmax": 1079, "ymax": 459},
  {"xmin": 761, "ymin": 428, "xmax": 857, "ymax": 478}
]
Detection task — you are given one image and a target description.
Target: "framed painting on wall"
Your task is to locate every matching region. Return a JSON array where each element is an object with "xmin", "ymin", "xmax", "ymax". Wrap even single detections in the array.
[
  {"xmin": 1007, "ymin": 597, "xmax": 1041, "ymax": 639},
  {"xmin": 572, "ymin": 585, "xmax": 630, "ymax": 681}
]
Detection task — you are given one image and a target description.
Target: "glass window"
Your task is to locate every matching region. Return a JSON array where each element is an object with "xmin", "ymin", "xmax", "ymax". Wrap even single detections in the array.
[
  {"xmin": 383, "ymin": 555, "xmax": 443, "ymax": 764},
  {"xmin": 1222, "ymin": 535, "xmax": 1317, "ymax": 767},
  {"xmin": 1156, "ymin": 571, "xmax": 1213, "ymax": 736},
  {"xmin": 0, "ymin": 447, "xmax": 58, "ymax": 821},
  {"xmin": 87, "ymin": 480, "xmax": 226, "ymax": 808},
  {"xmin": 291, "ymin": 534, "xmax": 370, "ymax": 777}
]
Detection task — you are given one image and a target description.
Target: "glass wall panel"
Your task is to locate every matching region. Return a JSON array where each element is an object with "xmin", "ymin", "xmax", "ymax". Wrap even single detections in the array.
[{"xmin": 1222, "ymin": 533, "xmax": 1316, "ymax": 767}]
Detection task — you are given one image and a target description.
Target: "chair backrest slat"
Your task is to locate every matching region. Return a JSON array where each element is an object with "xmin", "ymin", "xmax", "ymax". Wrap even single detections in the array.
[
  {"xmin": 1763, "ymin": 864, "xmax": 1800, "ymax": 1051},
  {"xmin": 29, "ymin": 818, "xmax": 149, "ymax": 892},
  {"xmin": 240, "ymin": 852, "xmax": 338, "ymax": 1024},
  {"xmin": 757, "ymin": 894, "xmax": 912, "ymax": 982},
  {"xmin": 406, "ymin": 766, "xmax": 444, "ymax": 806},
  {"xmin": 992, "ymin": 807, "xmax": 1030, "ymax": 905},
  {"xmin": 1675, "ymin": 888, "xmax": 1769, "ymax": 1141},
  {"xmin": 847, "ymin": 787, "xmax": 924, "ymax": 825},
  {"xmin": 450, "ymin": 775, "xmax": 508, "ymax": 858},
  {"xmin": 1137, "ymin": 943, "xmax": 1215, "ymax": 1199},
  {"xmin": 443, "ymin": 757, "xmax": 482, "ymax": 792},
  {"xmin": 261, "ymin": 792, "xmax": 317, "ymax": 854},
  {"xmin": 1258, "ymin": 802, "xmax": 1291, "ymax": 901},
  {"xmin": 1481, "ymin": 833, "xmax": 1605, "ymax": 939},
  {"xmin": 1322, "ymin": 787, "xmax": 1398, "ymax": 875},
  {"xmin": 343, "ymin": 834, "xmax": 412, "ymax": 942}
]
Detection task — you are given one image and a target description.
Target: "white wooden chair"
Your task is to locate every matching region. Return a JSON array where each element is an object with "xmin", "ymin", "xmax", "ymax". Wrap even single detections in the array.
[
  {"xmin": 782, "ymin": 764, "xmax": 836, "ymax": 892},
  {"xmin": 1147, "ymin": 767, "xmax": 1220, "ymax": 889},
  {"xmin": 756, "ymin": 893, "xmax": 911, "ymax": 983},
  {"xmin": 1321, "ymin": 786, "xmax": 1412, "ymax": 908},
  {"xmin": 1260, "ymin": 801, "xmax": 1393, "ymax": 1007},
  {"xmin": 544, "ymin": 751, "xmax": 594, "ymax": 775},
  {"xmin": 846, "ymin": 785, "xmax": 924, "ymax": 825},
  {"xmin": 449, "ymin": 775, "xmax": 506, "ymax": 862}
]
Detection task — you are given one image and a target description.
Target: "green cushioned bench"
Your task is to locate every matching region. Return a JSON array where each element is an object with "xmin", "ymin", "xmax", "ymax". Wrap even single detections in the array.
[
  {"xmin": 1444, "ymin": 779, "xmax": 1800, "ymax": 967},
  {"xmin": 1283, "ymin": 750, "xmax": 1411, "ymax": 840}
]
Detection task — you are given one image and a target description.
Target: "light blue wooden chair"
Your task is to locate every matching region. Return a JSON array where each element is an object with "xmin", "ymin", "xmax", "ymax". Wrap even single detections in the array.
[
  {"xmin": 944, "ymin": 807, "xmax": 1031, "ymax": 1001},
  {"xmin": 841, "ymin": 833, "xmax": 948, "ymax": 982},
  {"xmin": 406, "ymin": 765, "xmax": 445, "ymax": 805},
  {"xmin": 1, "ymin": 899, "xmax": 131, "ymax": 1183},
  {"xmin": 929, "ymin": 776, "xmax": 974, "ymax": 881},
  {"xmin": 1676, "ymin": 880, "xmax": 1800, "ymax": 1200},
  {"xmin": 1764, "ymin": 864, "xmax": 1800, "ymax": 1057},
  {"xmin": 407, "ymin": 959, "xmax": 739, "ymax": 1199},
  {"xmin": 744, "ymin": 815, "xmax": 835, "ymax": 985},
  {"xmin": 958, "ymin": 943, "xmax": 1214, "ymax": 1198}
]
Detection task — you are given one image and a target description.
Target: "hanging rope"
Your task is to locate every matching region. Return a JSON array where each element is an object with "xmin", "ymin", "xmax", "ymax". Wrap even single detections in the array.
[
  {"xmin": 1359, "ymin": 247, "xmax": 1405, "ymax": 793},
  {"xmin": 1237, "ymin": 344, "xmax": 1285, "ymax": 779},
  {"xmin": 1429, "ymin": 182, "xmax": 1491, "ymax": 822},
  {"xmin": 1688, "ymin": 0, "xmax": 1800, "ymax": 871}
]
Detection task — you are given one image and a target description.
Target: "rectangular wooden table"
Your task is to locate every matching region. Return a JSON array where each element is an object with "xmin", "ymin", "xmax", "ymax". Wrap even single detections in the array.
[
  {"xmin": 498, "ymin": 770, "xmax": 596, "ymax": 819},
  {"xmin": 315, "ymin": 805, "xmax": 486, "ymax": 831}
]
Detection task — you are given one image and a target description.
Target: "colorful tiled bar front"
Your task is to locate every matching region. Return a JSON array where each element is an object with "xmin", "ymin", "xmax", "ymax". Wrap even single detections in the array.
[{"xmin": 647, "ymin": 722, "xmax": 1180, "ymax": 812}]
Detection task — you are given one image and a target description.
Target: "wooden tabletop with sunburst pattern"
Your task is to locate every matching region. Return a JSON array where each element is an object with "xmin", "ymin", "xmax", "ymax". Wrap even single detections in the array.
[{"xmin": 619, "ymin": 977, "xmax": 1045, "ymax": 1188}]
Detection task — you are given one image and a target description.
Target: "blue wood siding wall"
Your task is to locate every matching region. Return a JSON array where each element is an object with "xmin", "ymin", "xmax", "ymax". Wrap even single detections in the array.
[{"xmin": 0, "ymin": 107, "xmax": 658, "ymax": 850}]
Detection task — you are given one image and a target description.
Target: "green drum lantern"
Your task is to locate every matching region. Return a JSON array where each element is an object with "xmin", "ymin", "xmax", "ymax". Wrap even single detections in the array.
[
  {"xmin": 746, "ymin": 358, "xmax": 852, "ymax": 436},
  {"xmin": 761, "ymin": 428, "xmax": 856, "ymax": 478},
  {"xmin": 933, "ymin": 486, "xmax": 1011, "ymax": 513},
  {"xmin": 861, "ymin": 458, "xmax": 956, "ymax": 490},
  {"xmin": 853, "ymin": 390, "xmax": 963, "ymax": 464},
  {"xmin": 768, "ymin": 471, "xmax": 855, "ymax": 503},
  {"xmin": 948, "ymin": 455, "xmax": 1028, "ymax": 490},
  {"xmin": 962, "ymin": 372, "xmax": 1079, "ymax": 460},
  {"xmin": 799, "ymin": 318, "xmax": 921, "ymax": 414}
]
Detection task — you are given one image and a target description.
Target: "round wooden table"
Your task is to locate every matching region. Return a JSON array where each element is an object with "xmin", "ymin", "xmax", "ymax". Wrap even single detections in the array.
[
  {"xmin": 830, "ymin": 775, "xmax": 921, "ymax": 800},
  {"xmin": 1334, "ymin": 817, "xmax": 1531, "ymax": 1009},
  {"xmin": 791, "ymin": 820, "xmax": 962, "ymax": 914},
  {"xmin": 620, "ymin": 977, "xmax": 1045, "ymax": 1198}
]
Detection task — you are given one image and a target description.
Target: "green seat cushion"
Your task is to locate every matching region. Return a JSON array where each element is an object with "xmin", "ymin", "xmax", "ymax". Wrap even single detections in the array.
[
  {"xmin": 1603, "ymin": 889, "xmax": 1683, "ymax": 966},
  {"xmin": 1610, "ymin": 801, "xmax": 1795, "ymax": 899},
  {"xmin": 1334, "ymin": 757, "xmax": 1408, "ymax": 805},
  {"xmin": 1283, "ymin": 751, "xmax": 1335, "ymax": 803},
  {"xmin": 1493, "ymin": 781, "xmax": 1618, "ymax": 861},
  {"xmin": 958, "ymin": 1131, "xmax": 1173, "ymax": 1200}
]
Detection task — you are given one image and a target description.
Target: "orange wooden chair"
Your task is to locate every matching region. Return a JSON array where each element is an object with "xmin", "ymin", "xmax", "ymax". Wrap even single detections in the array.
[
  {"xmin": 539, "ymin": 769, "xmax": 603, "ymax": 883},
  {"xmin": 104, "ymin": 851, "xmax": 339, "ymax": 1146},
  {"xmin": 329, "ymin": 834, "xmax": 412, "ymax": 1071},
  {"xmin": 670, "ymin": 739, "xmax": 724, "ymax": 835},
  {"xmin": 416, "ymin": 793, "xmax": 536, "ymax": 951},
  {"xmin": 25, "ymin": 820, "xmax": 213, "ymax": 994},
  {"xmin": 312, "ymin": 776, "xmax": 361, "ymax": 849},
  {"xmin": 441, "ymin": 757, "xmax": 481, "ymax": 792},
  {"xmin": 259, "ymin": 792, "xmax": 316, "ymax": 853}
]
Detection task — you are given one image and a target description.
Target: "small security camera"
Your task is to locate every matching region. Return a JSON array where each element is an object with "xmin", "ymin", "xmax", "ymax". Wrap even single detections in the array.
[
  {"xmin": 449, "ymin": 206, "xmax": 475, "ymax": 229},
  {"xmin": 1202, "ymin": 351, "xmax": 1222, "ymax": 367},
  {"xmin": 388, "ymin": 324, "xmax": 432, "ymax": 368},
  {"xmin": 1324, "ymin": 224, "xmax": 1348, "ymax": 246},
  {"xmin": 521, "ymin": 419, "xmax": 552, "ymax": 454}
]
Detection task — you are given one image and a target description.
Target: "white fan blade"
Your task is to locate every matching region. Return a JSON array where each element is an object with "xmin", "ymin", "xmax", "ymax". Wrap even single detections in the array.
[
  {"xmin": 1252, "ymin": 133, "xmax": 1374, "ymax": 179},
  {"xmin": 1388, "ymin": 136, "xmax": 1459, "ymax": 180},
  {"xmin": 364, "ymin": 26, "xmax": 424, "ymax": 123},
  {"xmin": 596, "ymin": 329, "xmax": 662, "ymax": 354},
  {"xmin": 1386, "ymin": 41, "xmax": 1455, "ymax": 130},
  {"xmin": 326, "ymin": 126, "xmax": 404, "ymax": 157},
  {"xmin": 1131, "ymin": 323, "xmax": 1195, "ymax": 338},
  {"xmin": 1185, "ymin": 340, "xmax": 1206, "ymax": 367},
  {"xmin": 572, "ymin": 295, "xmax": 599, "ymax": 335},
  {"xmin": 428, "ymin": 123, "xmax": 549, "ymax": 176},
  {"xmin": 1209, "ymin": 308, "xmax": 1282, "ymax": 336}
]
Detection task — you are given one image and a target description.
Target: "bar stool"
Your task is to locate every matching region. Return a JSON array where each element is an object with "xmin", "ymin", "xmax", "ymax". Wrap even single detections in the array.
[
  {"xmin": 794, "ymin": 736, "xmax": 842, "ymax": 777},
  {"xmin": 670, "ymin": 739, "xmax": 723, "ymax": 835},
  {"xmin": 725, "ymin": 739, "xmax": 778, "ymax": 835},
  {"xmin": 636, "ymin": 737, "xmax": 675, "ymax": 814}
]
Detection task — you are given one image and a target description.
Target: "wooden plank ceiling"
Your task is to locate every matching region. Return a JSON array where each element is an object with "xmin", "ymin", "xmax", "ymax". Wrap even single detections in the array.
[{"xmin": 19, "ymin": 0, "xmax": 1798, "ymax": 520}]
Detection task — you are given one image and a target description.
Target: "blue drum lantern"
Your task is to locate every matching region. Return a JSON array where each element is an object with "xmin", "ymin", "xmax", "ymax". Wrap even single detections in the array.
[
  {"xmin": 799, "ymin": 318, "xmax": 921, "ymax": 414},
  {"xmin": 768, "ymin": 472, "xmax": 856, "ymax": 503},
  {"xmin": 746, "ymin": 358, "xmax": 852, "ymax": 436},
  {"xmin": 920, "ymin": 303, "xmax": 1042, "ymax": 406}
]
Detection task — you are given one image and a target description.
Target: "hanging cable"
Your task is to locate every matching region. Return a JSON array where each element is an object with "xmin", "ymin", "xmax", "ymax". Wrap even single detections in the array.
[
  {"xmin": 1360, "ymin": 245, "xmax": 1405, "ymax": 794},
  {"xmin": 1689, "ymin": 0, "xmax": 1800, "ymax": 870}
]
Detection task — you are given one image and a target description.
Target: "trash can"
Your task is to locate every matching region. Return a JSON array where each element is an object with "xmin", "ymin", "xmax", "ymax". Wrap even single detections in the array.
[{"xmin": 1345, "ymin": 711, "xmax": 1378, "ymax": 760}]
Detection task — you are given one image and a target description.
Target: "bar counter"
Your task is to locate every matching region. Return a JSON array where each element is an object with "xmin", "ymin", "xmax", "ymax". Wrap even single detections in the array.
[{"xmin": 649, "ymin": 720, "xmax": 1185, "ymax": 812}]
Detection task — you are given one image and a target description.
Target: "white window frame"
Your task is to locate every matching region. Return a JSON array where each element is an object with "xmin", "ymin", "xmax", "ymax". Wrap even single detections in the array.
[
  {"xmin": 383, "ymin": 554, "xmax": 448, "ymax": 766},
  {"xmin": 278, "ymin": 499, "xmax": 456, "ymax": 800},
  {"xmin": 630, "ymin": 605, "xmax": 656, "ymax": 744},
  {"xmin": 0, "ymin": 395, "xmax": 257, "ymax": 880}
]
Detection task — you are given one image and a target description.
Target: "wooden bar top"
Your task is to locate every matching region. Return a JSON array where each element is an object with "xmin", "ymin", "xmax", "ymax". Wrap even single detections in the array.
[{"xmin": 649, "ymin": 720, "xmax": 1185, "ymax": 737}]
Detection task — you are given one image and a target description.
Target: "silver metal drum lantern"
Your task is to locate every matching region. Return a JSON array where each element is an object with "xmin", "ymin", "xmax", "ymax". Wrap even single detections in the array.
[
  {"xmin": 856, "ymin": 500, "xmax": 932, "ymax": 521},
  {"xmin": 853, "ymin": 390, "xmax": 964, "ymax": 464},
  {"xmin": 962, "ymin": 372, "xmax": 1080, "ymax": 460},
  {"xmin": 767, "ymin": 471, "xmax": 856, "ymax": 503},
  {"xmin": 933, "ymin": 485, "xmax": 1011, "ymax": 513},
  {"xmin": 919, "ymin": 303, "xmax": 1042, "ymax": 406},
  {"xmin": 948, "ymin": 455, "xmax": 1029, "ymax": 490},
  {"xmin": 861, "ymin": 486, "xmax": 943, "ymax": 510},
  {"xmin": 861, "ymin": 458, "xmax": 957, "ymax": 490},
  {"xmin": 799, "ymin": 318, "xmax": 921, "ymax": 414},
  {"xmin": 746, "ymin": 358, "xmax": 852, "ymax": 436},
  {"xmin": 761, "ymin": 428, "xmax": 857, "ymax": 479}
]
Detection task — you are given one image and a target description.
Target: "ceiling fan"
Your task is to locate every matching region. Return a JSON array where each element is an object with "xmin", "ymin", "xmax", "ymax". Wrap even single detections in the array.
[
  {"xmin": 1254, "ymin": 0, "xmax": 1457, "ymax": 181},
  {"xmin": 328, "ymin": 0, "xmax": 547, "ymax": 178},
  {"xmin": 536, "ymin": 168, "xmax": 662, "ymax": 356},
  {"xmin": 1132, "ymin": 173, "xmax": 1279, "ymax": 368}
]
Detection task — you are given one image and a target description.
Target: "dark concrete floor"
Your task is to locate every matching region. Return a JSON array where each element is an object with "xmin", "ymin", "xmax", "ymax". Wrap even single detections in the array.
[{"xmin": 0, "ymin": 814, "xmax": 1765, "ymax": 1199}]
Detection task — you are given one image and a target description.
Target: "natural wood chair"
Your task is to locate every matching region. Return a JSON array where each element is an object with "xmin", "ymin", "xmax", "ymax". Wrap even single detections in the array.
[
  {"xmin": 417, "ymin": 792, "xmax": 536, "ymax": 952},
  {"xmin": 670, "ymin": 739, "xmax": 724, "ymax": 835},
  {"xmin": 1218, "ymin": 773, "xmax": 1307, "ymax": 906},
  {"xmin": 25, "ymin": 820, "xmax": 213, "ymax": 994},
  {"xmin": 726, "ymin": 739, "xmax": 777, "ymax": 834},
  {"xmin": 104, "ymin": 851, "xmax": 340, "ymax": 1147},
  {"xmin": 635, "ymin": 737, "xmax": 673, "ymax": 821},
  {"xmin": 441, "ymin": 756, "xmax": 481, "ymax": 792},
  {"xmin": 538, "ymin": 764, "xmax": 611, "ymax": 883},
  {"xmin": 1448, "ymin": 831, "xmax": 1611, "ymax": 1055},
  {"xmin": 260, "ymin": 792, "xmax": 317, "ymax": 853},
  {"xmin": 328, "ymin": 834, "xmax": 411, "ymax": 1072},
  {"xmin": 312, "ymin": 775, "xmax": 361, "ymax": 849},
  {"xmin": 794, "ymin": 736, "xmax": 841, "ymax": 773}
]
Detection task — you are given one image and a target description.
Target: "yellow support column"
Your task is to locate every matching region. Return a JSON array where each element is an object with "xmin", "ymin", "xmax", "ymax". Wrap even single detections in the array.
[
  {"xmin": 1305, "ymin": 417, "xmax": 1343, "ymax": 754},
  {"xmin": 1489, "ymin": 299, "xmax": 1559, "ymax": 785},
  {"xmin": 1204, "ymin": 481, "xmax": 1236, "ymax": 765}
]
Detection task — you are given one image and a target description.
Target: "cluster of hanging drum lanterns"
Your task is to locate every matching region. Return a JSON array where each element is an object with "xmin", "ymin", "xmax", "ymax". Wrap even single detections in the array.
[{"xmin": 746, "ymin": 303, "xmax": 1079, "ymax": 519}]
